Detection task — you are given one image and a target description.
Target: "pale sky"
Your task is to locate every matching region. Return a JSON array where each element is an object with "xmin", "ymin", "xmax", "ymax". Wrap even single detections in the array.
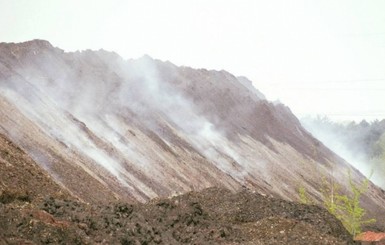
[{"xmin": 1, "ymin": 0, "xmax": 385, "ymax": 122}]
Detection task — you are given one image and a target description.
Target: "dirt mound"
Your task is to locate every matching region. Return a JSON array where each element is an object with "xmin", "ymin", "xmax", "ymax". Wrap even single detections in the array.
[{"xmin": 0, "ymin": 188, "xmax": 356, "ymax": 244}]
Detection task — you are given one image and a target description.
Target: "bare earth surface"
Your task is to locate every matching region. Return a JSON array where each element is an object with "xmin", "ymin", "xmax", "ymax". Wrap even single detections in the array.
[
  {"xmin": 0, "ymin": 188, "xmax": 357, "ymax": 245},
  {"xmin": 0, "ymin": 40, "xmax": 384, "ymax": 243},
  {"xmin": 0, "ymin": 132, "xmax": 357, "ymax": 244}
]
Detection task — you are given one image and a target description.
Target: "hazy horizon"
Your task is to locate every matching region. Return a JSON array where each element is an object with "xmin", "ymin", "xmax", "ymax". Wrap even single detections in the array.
[{"xmin": 1, "ymin": 0, "xmax": 384, "ymax": 122}]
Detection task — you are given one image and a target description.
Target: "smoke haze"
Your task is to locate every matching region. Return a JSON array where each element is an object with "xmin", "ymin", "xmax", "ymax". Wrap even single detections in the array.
[
  {"xmin": 301, "ymin": 116, "xmax": 385, "ymax": 189},
  {"xmin": 1, "ymin": 40, "xmax": 384, "ymax": 213}
]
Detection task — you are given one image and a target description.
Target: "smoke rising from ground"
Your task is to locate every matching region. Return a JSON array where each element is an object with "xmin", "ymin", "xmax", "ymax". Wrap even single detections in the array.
[
  {"xmin": 3, "ymin": 40, "xmax": 383, "ymax": 205},
  {"xmin": 0, "ymin": 42, "xmax": 251, "ymax": 191},
  {"xmin": 301, "ymin": 116, "xmax": 385, "ymax": 189}
]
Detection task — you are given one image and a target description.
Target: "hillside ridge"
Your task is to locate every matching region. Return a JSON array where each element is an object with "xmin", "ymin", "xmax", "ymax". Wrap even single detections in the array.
[{"xmin": 0, "ymin": 40, "xmax": 384, "ymax": 231}]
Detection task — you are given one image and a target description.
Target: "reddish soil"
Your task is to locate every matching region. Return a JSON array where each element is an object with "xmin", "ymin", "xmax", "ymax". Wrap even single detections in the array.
[{"xmin": 355, "ymin": 231, "xmax": 385, "ymax": 244}]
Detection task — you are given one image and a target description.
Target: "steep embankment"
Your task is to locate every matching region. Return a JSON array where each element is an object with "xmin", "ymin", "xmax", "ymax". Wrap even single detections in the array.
[
  {"xmin": 0, "ymin": 40, "xmax": 384, "ymax": 230},
  {"xmin": 0, "ymin": 132, "xmax": 73, "ymax": 203}
]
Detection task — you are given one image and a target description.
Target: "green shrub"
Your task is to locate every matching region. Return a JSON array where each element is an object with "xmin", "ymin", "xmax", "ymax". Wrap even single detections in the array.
[
  {"xmin": 298, "ymin": 170, "xmax": 376, "ymax": 236},
  {"xmin": 298, "ymin": 185, "xmax": 312, "ymax": 205}
]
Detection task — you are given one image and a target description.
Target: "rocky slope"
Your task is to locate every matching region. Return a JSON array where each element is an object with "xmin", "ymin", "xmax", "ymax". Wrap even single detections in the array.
[{"xmin": 0, "ymin": 40, "xmax": 385, "ymax": 231}]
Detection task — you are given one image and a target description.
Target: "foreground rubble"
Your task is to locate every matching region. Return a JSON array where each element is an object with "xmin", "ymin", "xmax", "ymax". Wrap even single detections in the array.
[{"xmin": 0, "ymin": 187, "xmax": 357, "ymax": 245}]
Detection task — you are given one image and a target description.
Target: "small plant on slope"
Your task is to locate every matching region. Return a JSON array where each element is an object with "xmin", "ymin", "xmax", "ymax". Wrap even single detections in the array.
[
  {"xmin": 298, "ymin": 170, "xmax": 376, "ymax": 236},
  {"xmin": 298, "ymin": 185, "xmax": 312, "ymax": 205},
  {"xmin": 331, "ymin": 171, "xmax": 376, "ymax": 236}
]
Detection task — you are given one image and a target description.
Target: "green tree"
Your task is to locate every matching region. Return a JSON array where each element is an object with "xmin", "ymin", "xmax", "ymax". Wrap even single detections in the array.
[
  {"xmin": 332, "ymin": 171, "xmax": 376, "ymax": 236},
  {"xmin": 298, "ymin": 170, "xmax": 376, "ymax": 236},
  {"xmin": 320, "ymin": 175, "xmax": 341, "ymax": 218}
]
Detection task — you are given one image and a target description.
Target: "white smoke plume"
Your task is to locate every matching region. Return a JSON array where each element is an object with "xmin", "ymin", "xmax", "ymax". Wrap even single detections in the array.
[
  {"xmin": 0, "ymin": 43, "xmax": 251, "ymax": 193},
  {"xmin": 301, "ymin": 115, "xmax": 385, "ymax": 189}
]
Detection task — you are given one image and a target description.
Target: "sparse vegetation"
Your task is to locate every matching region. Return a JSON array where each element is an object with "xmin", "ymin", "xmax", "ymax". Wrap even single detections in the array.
[
  {"xmin": 323, "ymin": 171, "xmax": 376, "ymax": 236},
  {"xmin": 298, "ymin": 185, "xmax": 312, "ymax": 205},
  {"xmin": 320, "ymin": 175, "xmax": 341, "ymax": 219},
  {"xmin": 298, "ymin": 171, "xmax": 376, "ymax": 236}
]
